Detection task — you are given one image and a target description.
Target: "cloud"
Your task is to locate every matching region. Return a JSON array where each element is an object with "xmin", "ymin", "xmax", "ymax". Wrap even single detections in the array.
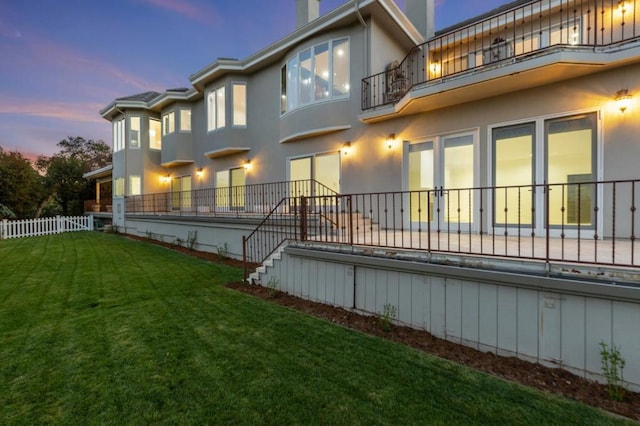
[
  {"xmin": 0, "ymin": 96, "xmax": 105, "ymax": 124},
  {"xmin": 24, "ymin": 35, "xmax": 162, "ymax": 93},
  {"xmin": 139, "ymin": 0, "xmax": 221, "ymax": 25}
]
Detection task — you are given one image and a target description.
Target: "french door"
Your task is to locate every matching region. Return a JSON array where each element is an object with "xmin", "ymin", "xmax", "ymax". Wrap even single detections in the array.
[
  {"xmin": 289, "ymin": 152, "xmax": 340, "ymax": 198},
  {"xmin": 408, "ymin": 133, "xmax": 477, "ymax": 231},
  {"xmin": 491, "ymin": 112, "xmax": 598, "ymax": 237},
  {"xmin": 171, "ymin": 175, "xmax": 192, "ymax": 210},
  {"xmin": 215, "ymin": 167, "xmax": 245, "ymax": 210}
]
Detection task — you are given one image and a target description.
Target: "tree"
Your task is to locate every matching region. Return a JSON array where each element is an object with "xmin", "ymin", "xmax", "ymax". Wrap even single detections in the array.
[
  {"xmin": 0, "ymin": 147, "xmax": 45, "ymax": 218},
  {"xmin": 36, "ymin": 137, "xmax": 112, "ymax": 216},
  {"xmin": 56, "ymin": 136, "xmax": 111, "ymax": 173}
]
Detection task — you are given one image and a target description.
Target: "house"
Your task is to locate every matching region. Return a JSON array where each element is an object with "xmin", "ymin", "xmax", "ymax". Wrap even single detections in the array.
[{"xmin": 94, "ymin": 0, "xmax": 640, "ymax": 390}]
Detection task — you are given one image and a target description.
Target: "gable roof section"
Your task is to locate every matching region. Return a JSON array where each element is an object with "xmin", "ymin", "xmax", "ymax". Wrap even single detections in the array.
[
  {"xmin": 189, "ymin": 0, "xmax": 423, "ymax": 90},
  {"xmin": 100, "ymin": 0, "xmax": 423, "ymax": 121}
]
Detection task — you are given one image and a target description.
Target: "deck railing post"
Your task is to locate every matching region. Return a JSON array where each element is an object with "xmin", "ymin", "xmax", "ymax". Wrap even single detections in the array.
[
  {"xmin": 348, "ymin": 195, "xmax": 354, "ymax": 246},
  {"xmin": 300, "ymin": 196, "xmax": 308, "ymax": 241},
  {"xmin": 545, "ymin": 182, "xmax": 550, "ymax": 269},
  {"xmin": 242, "ymin": 235, "xmax": 248, "ymax": 281}
]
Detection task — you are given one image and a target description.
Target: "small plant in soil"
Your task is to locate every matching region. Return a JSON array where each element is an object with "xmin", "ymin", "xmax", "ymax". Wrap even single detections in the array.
[
  {"xmin": 600, "ymin": 341, "xmax": 627, "ymax": 401},
  {"xmin": 187, "ymin": 230, "xmax": 197, "ymax": 251},
  {"xmin": 217, "ymin": 242, "xmax": 229, "ymax": 258},
  {"xmin": 266, "ymin": 277, "xmax": 279, "ymax": 298},
  {"xmin": 378, "ymin": 303, "xmax": 397, "ymax": 332}
]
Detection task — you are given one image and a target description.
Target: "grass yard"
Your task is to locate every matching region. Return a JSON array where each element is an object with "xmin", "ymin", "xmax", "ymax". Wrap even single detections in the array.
[{"xmin": 0, "ymin": 232, "xmax": 632, "ymax": 424}]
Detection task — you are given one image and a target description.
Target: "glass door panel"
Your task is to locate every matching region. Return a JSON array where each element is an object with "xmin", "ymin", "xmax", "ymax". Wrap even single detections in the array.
[
  {"xmin": 443, "ymin": 135, "xmax": 474, "ymax": 224},
  {"xmin": 493, "ymin": 123, "xmax": 535, "ymax": 226},
  {"xmin": 230, "ymin": 167, "xmax": 245, "ymax": 210},
  {"xmin": 314, "ymin": 153, "xmax": 340, "ymax": 194},
  {"xmin": 289, "ymin": 157, "xmax": 311, "ymax": 197},
  {"xmin": 546, "ymin": 113, "xmax": 596, "ymax": 227},
  {"xmin": 181, "ymin": 176, "xmax": 192, "ymax": 210},
  {"xmin": 171, "ymin": 177, "xmax": 181, "ymax": 210},
  {"xmin": 215, "ymin": 170, "xmax": 230, "ymax": 210},
  {"xmin": 408, "ymin": 142, "xmax": 434, "ymax": 224}
]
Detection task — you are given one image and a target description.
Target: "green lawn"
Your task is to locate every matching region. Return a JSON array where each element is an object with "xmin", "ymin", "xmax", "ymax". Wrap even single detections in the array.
[{"xmin": 0, "ymin": 232, "xmax": 630, "ymax": 424}]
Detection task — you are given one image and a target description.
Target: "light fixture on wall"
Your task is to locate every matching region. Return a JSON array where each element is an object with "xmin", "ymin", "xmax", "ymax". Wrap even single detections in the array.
[
  {"xmin": 341, "ymin": 141, "xmax": 352, "ymax": 156},
  {"xmin": 386, "ymin": 133, "xmax": 397, "ymax": 150},
  {"xmin": 429, "ymin": 60, "xmax": 441, "ymax": 78},
  {"xmin": 196, "ymin": 168, "xmax": 204, "ymax": 178},
  {"xmin": 160, "ymin": 173, "xmax": 171, "ymax": 184},
  {"xmin": 615, "ymin": 89, "xmax": 632, "ymax": 113},
  {"xmin": 618, "ymin": 0, "xmax": 628, "ymax": 13},
  {"xmin": 243, "ymin": 159, "xmax": 252, "ymax": 170}
]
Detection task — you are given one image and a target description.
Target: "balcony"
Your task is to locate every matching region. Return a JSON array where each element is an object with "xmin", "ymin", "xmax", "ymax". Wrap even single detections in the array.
[{"xmin": 362, "ymin": 0, "xmax": 640, "ymax": 112}]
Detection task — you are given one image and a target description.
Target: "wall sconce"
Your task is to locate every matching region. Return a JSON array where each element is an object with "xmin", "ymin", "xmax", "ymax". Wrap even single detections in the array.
[
  {"xmin": 615, "ymin": 89, "xmax": 632, "ymax": 113},
  {"xmin": 196, "ymin": 168, "xmax": 204, "ymax": 178},
  {"xmin": 618, "ymin": 0, "xmax": 628, "ymax": 13},
  {"xmin": 386, "ymin": 133, "xmax": 397, "ymax": 150},
  {"xmin": 243, "ymin": 160, "xmax": 252, "ymax": 171},
  {"xmin": 160, "ymin": 174, "xmax": 171, "ymax": 184},
  {"xmin": 341, "ymin": 141, "xmax": 352, "ymax": 156},
  {"xmin": 429, "ymin": 60, "xmax": 441, "ymax": 78}
]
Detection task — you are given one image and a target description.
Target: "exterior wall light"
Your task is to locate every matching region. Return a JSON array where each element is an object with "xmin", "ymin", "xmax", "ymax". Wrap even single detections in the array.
[
  {"xmin": 618, "ymin": 0, "xmax": 628, "ymax": 13},
  {"xmin": 160, "ymin": 174, "xmax": 171, "ymax": 184},
  {"xmin": 341, "ymin": 141, "xmax": 352, "ymax": 156},
  {"xmin": 616, "ymin": 89, "xmax": 632, "ymax": 113},
  {"xmin": 196, "ymin": 168, "xmax": 204, "ymax": 178},
  {"xmin": 386, "ymin": 133, "xmax": 397, "ymax": 150},
  {"xmin": 244, "ymin": 160, "xmax": 252, "ymax": 170}
]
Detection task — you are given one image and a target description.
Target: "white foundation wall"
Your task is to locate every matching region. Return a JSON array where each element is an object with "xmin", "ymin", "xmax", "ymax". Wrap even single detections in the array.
[
  {"xmin": 122, "ymin": 216, "xmax": 258, "ymax": 259},
  {"xmin": 255, "ymin": 246, "xmax": 640, "ymax": 391}
]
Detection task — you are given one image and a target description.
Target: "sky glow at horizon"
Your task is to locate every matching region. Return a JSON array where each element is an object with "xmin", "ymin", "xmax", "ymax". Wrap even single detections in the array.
[{"xmin": 0, "ymin": 0, "xmax": 506, "ymax": 158}]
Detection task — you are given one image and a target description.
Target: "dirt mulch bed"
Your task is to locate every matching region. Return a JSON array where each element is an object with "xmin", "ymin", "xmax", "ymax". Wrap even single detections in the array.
[{"xmin": 122, "ymin": 234, "xmax": 639, "ymax": 420}]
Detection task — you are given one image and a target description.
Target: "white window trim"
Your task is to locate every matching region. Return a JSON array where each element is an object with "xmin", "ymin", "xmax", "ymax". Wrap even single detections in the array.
[
  {"xmin": 162, "ymin": 111, "xmax": 175, "ymax": 136},
  {"xmin": 231, "ymin": 82, "xmax": 247, "ymax": 128},
  {"xmin": 149, "ymin": 118, "xmax": 162, "ymax": 150},
  {"xmin": 129, "ymin": 115, "xmax": 141, "ymax": 150},
  {"xmin": 281, "ymin": 37, "xmax": 350, "ymax": 116},
  {"xmin": 179, "ymin": 108, "xmax": 191, "ymax": 133},
  {"xmin": 207, "ymin": 86, "xmax": 226, "ymax": 132}
]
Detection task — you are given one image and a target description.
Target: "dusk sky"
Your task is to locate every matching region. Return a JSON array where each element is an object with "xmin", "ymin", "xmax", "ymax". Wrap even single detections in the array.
[{"xmin": 0, "ymin": 0, "xmax": 506, "ymax": 158}]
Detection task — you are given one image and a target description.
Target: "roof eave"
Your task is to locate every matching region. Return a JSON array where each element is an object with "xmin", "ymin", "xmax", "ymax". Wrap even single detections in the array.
[{"xmin": 190, "ymin": 0, "xmax": 420, "ymax": 89}]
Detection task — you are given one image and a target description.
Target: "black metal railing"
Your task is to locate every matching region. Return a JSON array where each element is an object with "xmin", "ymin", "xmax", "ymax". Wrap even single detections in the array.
[
  {"xmin": 243, "ymin": 179, "xmax": 640, "ymax": 278},
  {"xmin": 125, "ymin": 179, "xmax": 338, "ymax": 217},
  {"xmin": 362, "ymin": 0, "xmax": 640, "ymax": 110}
]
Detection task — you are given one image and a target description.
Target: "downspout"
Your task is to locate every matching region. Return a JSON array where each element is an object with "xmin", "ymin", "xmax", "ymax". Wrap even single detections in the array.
[{"xmin": 115, "ymin": 107, "xmax": 126, "ymax": 228}]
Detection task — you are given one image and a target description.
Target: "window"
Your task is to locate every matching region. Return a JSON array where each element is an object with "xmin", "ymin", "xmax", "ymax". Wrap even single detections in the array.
[
  {"xmin": 281, "ymin": 38, "xmax": 350, "ymax": 114},
  {"xmin": 129, "ymin": 175, "xmax": 141, "ymax": 196},
  {"xmin": 207, "ymin": 86, "xmax": 225, "ymax": 131},
  {"xmin": 162, "ymin": 111, "xmax": 175, "ymax": 136},
  {"xmin": 149, "ymin": 119, "xmax": 161, "ymax": 150},
  {"xmin": 179, "ymin": 109, "xmax": 191, "ymax": 132},
  {"xmin": 130, "ymin": 116, "xmax": 140, "ymax": 148},
  {"xmin": 114, "ymin": 177, "xmax": 125, "ymax": 197},
  {"xmin": 233, "ymin": 83, "xmax": 247, "ymax": 127},
  {"xmin": 112, "ymin": 118, "xmax": 125, "ymax": 152}
]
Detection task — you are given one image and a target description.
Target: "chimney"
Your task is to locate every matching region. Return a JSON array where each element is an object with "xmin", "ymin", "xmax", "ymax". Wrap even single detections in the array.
[
  {"xmin": 296, "ymin": 0, "xmax": 321, "ymax": 29},
  {"xmin": 405, "ymin": 0, "xmax": 435, "ymax": 40}
]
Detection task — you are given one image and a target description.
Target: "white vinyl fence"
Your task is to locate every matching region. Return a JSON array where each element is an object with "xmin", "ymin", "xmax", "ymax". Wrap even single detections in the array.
[{"xmin": 1, "ymin": 215, "xmax": 94, "ymax": 240}]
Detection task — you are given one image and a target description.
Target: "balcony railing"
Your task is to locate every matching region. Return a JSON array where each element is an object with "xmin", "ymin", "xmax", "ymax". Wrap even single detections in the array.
[
  {"xmin": 243, "ymin": 179, "xmax": 640, "ymax": 278},
  {"xmin": 125, "ymin": 179, "xmax": 338, "ymax": 217},
  {"xmin": 362, "ymin": 0, "xmax": 640, "ymax": 110},
  {"xmin": 84, "ymin": 199, "xmax": 112, "ymax": 213}
]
